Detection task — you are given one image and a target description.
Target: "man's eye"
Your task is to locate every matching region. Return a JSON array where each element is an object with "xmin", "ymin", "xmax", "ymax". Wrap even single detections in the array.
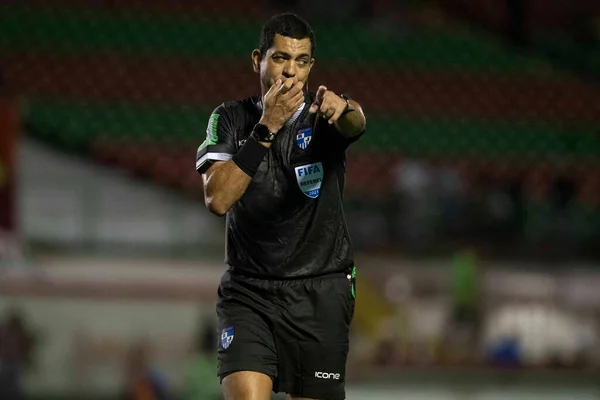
[{"xmin": 297, "ymin": 60, "xmax": 308, "ymax": 65}]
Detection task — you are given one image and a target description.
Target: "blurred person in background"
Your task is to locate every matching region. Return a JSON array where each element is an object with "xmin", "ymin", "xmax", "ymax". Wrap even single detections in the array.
[
  {"xmin": 445, "ymin": 248, "xmax": 481, "ymax": 365},
  {"xmin": 183, "ymin": 316, "xmax": 221, "ymax": 400},
  {"xmin": 122, "ymin": 340, "xmax": 168, "ymax": 400},
  {"xmin": 196, "ymin": 12, "xmax": 366, "ymax": 400},
  {"xmin": 0, "ymin": 308, "xmax": 36, "ymax": 400},
  {"xmin": 391, "ymin": 159, "xmax": 435, "ymax": 249}
]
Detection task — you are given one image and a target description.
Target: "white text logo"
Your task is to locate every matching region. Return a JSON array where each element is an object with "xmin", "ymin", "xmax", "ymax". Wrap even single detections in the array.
[{"xmin": 314, "ymin": 371, "xmax": 341, "ymax": 380}]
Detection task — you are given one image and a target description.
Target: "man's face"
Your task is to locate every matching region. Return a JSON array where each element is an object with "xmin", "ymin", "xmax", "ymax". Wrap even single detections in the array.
[{"xmin": 253, "ymin": 34, "xmax": 314, "ymax": 93}]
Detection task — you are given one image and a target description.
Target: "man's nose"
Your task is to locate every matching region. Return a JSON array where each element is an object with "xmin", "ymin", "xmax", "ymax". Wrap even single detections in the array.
[{"xmin": 282, "ymin": 61, "xmax": 296, "ymax": 78}]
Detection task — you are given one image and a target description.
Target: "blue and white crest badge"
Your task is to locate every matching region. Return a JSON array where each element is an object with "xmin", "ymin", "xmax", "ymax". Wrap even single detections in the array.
[
  {"xmin": 295, "ymin": 162, "xmax": 324, "ymax": 199},
  {"xmin": 221, "ymin": 326, "xmax": 234, "ymax": 350},
  {"xmin": 296, "ymin": 128, "xmax": 312, "ymax": 149}
]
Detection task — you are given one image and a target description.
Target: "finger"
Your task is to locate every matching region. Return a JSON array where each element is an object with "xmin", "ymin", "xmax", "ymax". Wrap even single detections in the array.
[
  {"xmin": 291, "ymin": 90, "xmax": 304, "ymax": 108},
  {"xmin": 291, "ymin": 88, "xmax": 304, "ymax": 102},
  {"xmin": 325, "ymin": 108, "xmax": 335, "ymax": 120},
  {"xmin": 321, "ymin": 108, "xmax": 334, "ymax": 120},
  {"xmin": 320, "ymin": 101, "xmax": 333, "ymax": 116},
  {"xmin": 315, "ymin": 85, "xmax": 327, "ymax": 104},
  {"xmin": 328, "ymin": 105, "xmax": 345, "ymax": 125},
  {"xmin": 294, "ymin": 97, "xmax": 304, "ymax": 112},
  {"xmin": 265, "ymin": 79, "xmax": 282, "ymax": 97},
  {"xmin": 264, "ymin": 82, "xmax": 282, "ymax": 105},
  {"xmin": 285, "ymin": 92, "xmax": 304, "ymax": 118},
  {"xmin": 286, "ymin": 79, "xmax": 304, "ymax": 97},
  {"xmin": 309, "ymin": 85, "xmax": 327, "ymax": 113},
  {"xmin": 279, "ymin": 78, "xmax": 296, "ymax": 94}
]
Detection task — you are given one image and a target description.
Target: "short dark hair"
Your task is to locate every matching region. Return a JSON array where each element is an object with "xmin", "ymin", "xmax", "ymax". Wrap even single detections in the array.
[{"xmin": 258, "ymin": 13, "xmax": 316, "ymax": 59}]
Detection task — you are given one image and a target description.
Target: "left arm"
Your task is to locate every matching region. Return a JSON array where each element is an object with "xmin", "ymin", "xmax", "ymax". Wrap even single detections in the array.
[
  {"xmin": 334, "ymin": 99, "xmax": 366, "ymax": 139},
  {"xmin": 309, "ymin": 85, "xmax": 366, "ymax": 140}
]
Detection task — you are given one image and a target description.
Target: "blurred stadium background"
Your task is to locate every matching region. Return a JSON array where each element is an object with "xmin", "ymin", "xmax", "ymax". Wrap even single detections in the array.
[{"xmin": 0, "ymin": 0, "xmax": 599, "ymax": 399}]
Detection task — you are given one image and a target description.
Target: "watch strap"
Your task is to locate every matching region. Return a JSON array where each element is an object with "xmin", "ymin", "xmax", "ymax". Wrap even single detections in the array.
[
  {"xmin": 251, "ymin": 123, "xmax": 277, "ymax": 143},
  {"xmin": 339, "ymin": 94, "xmax": 354, "ymax": 116}
]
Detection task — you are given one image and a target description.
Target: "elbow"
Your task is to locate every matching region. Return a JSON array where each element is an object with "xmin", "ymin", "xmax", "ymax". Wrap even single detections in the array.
[
  {"xmin": 202, "ymin": 167, "xmax": 233, "ymax": 216},
  {"xmin": 205, "ymin": 196, "xmax": 229, "ymax": 217}
]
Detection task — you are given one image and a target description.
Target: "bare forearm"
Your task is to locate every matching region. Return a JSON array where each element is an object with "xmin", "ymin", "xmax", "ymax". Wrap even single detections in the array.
[
  {"xmin": 334, "ymin": 100, "xmax": 366, "ymax": 139},
  {"xmin": 203, "ymin": 161, "xmax": 252, "ymax": 216}
]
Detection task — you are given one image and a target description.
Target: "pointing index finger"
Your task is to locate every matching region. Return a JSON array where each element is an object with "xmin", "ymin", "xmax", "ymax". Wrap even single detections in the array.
[{"xmin": 315, "ymin": 85, "xmax": 328, "ymax": 104}]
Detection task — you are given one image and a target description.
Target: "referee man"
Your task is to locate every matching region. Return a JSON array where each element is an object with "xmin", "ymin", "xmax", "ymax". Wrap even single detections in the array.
[{"xmin": 196, "ymin": 13, "xmax": 366, "ymax": 400}]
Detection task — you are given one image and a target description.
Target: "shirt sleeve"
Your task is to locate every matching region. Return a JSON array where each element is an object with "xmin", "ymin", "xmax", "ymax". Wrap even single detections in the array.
[
  {"xmin": 195, "ymin": 104, "xmax": 237, "ymax": 174},
  {"xmin": 320, "ymin": 117, "xmax": 365, "ymax": 152}
]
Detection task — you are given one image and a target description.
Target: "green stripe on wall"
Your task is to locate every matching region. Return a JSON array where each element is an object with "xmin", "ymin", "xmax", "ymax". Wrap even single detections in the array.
[
  {"xmin": 0, "ymin": 5, "xmax": 553, "ymax": 74},
  {"xmin": 362, "ymin": 116, "xmax": 599, "ymax": 160},
  {"xmin": 25, "ymin": 100, "xmax": 600, "ymax": 159}
]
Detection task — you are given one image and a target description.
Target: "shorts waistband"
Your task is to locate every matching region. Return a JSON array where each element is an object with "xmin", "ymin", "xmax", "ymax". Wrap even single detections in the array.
[{"xmin": 227, "ymin": 268, "xmax": 350, "ymax": 281}]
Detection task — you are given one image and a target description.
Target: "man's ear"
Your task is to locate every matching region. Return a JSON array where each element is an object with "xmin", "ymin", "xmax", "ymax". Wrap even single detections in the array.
[{"xmin": 251, "ymin": 49, "xmax": 261, "ymax": 73}]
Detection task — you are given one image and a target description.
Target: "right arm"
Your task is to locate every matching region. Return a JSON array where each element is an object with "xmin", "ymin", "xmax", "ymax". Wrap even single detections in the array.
[
  {"xmin": 197, "ymin": 78, "xmax": 304, "ymax": 216},
  {"xmin": 203, "ymin": 161, "xmax": 251, "ymax": 216},
  {"xmin": 202, "ymin": 158, "xmax": 258, "ymax": 217},
  {"xmin": 202, "ymin": 126, "xmax": 276, "ymax": 216}
]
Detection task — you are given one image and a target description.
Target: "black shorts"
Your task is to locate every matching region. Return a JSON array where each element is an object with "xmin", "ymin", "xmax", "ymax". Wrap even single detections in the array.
[{"xmin": 216, "ymin": 268, "xmax": 356, "ymax": 400}]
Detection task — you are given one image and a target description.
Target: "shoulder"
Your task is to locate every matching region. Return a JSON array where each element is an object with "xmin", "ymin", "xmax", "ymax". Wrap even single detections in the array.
[{"xmin": 216, "ymin": 96, "xmax": 260, "ymax": 116}]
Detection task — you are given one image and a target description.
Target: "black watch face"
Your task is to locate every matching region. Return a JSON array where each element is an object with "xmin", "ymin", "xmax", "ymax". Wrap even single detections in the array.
[{"xmin": 255, "ymin": 125, "xmax": 272, "ymax": 142}]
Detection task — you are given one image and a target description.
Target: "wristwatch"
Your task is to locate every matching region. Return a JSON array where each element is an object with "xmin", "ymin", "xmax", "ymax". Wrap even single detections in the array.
[{"xmin": 251, "ymin": 123, "xmax": 277, "ymax": 143}]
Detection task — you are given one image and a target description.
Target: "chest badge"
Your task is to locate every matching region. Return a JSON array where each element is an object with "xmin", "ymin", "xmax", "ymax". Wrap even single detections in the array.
[
  {"xmin": 295, "ymin": 162, "xmax": 323, "ymax": 199},
  {"xmin": 296, "ymin": 128, "xmax": 312, "ymax": 149}
]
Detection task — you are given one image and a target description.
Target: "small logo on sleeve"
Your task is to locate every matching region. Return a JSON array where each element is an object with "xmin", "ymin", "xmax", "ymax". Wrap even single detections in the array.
[{"xmin": 220, "ymin": 326, "xmax": 234, "ymax": 349}]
